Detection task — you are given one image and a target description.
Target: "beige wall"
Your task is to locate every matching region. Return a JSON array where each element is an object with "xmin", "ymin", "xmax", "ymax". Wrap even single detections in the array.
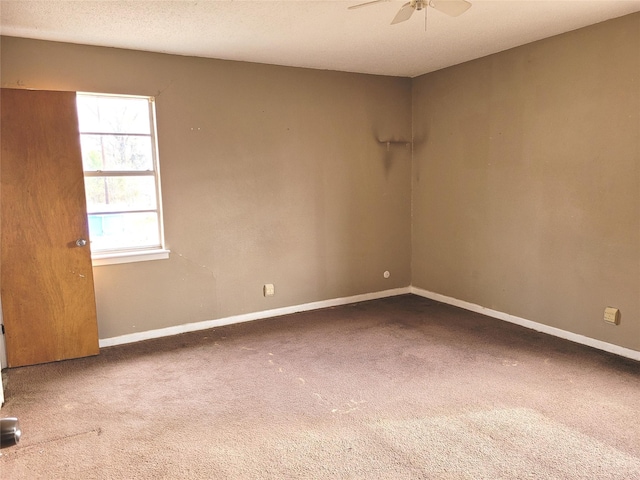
[
  {"xmin": 1, "ymin": 37, "xmax": 412, "ymax": 339},
  {"xmin": 412, "ymin": 14, "xmax": 640, "ymax": 350},
  {"xmin": 1, "ymin": 12, "xmax": 638, "ymax": 352}
]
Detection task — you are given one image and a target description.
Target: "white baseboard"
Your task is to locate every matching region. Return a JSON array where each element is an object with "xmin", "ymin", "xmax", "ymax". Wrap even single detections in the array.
[
  {"xmin": 99, "ymin": 287, "xmax": 411, "ymax": 348},
  {"xmin": 410, "ymin": 286, "xmax": 640, "ymax": 362},
  {"xmin": 99, "ymin": 285, "xmax": 639, "ymax": 362}
]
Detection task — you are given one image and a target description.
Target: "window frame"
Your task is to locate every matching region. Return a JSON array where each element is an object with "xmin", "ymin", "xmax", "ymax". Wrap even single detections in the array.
[{"xmin": 76, "ymin": 92, "xmax": 169, "ymax": 266}]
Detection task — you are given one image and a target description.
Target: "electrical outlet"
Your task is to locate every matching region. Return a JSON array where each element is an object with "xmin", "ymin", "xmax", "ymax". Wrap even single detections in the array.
[
  {"xmin": 263, "ymin": 284, "xmax": 275, "ymax": 297},
  {"xmin": 603, "ymin": 307, "xmax": 620, "ymax": 325}
]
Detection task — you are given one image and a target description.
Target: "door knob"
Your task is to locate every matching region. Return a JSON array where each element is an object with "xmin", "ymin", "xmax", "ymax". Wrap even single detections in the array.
[{"xmin": 75, "ymin": 238, "xmax": 87, "ymax": 247}]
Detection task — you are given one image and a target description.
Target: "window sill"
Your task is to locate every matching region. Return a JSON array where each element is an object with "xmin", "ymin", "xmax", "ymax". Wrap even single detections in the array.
[{"xmin": 92, "ymin": 249, "xmax": 170, "ymax": 267}]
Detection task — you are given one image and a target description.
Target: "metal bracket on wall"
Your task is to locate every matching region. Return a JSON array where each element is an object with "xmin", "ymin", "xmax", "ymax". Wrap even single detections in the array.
[{"xmin": 378, "ymin": 140, "xmax": 411, "ymax": 151}]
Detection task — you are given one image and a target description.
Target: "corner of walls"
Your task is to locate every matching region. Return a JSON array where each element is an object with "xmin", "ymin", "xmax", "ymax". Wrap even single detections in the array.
[{"xmin": 100, "ymin": 284, "xmax": 640, "ymax": 363}]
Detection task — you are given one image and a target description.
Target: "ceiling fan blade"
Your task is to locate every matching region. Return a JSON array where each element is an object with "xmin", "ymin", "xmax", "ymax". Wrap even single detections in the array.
[
  {"xmin": 429, "ymin": 0, "xmax": 472, "ymax": 17},
  {"xmin": 391, "ymin": 2, "xmax": 415, "ymax": 24},
  {"xmin": 348, "ymin": 0, "xmax": 390, "ymax": 10}
]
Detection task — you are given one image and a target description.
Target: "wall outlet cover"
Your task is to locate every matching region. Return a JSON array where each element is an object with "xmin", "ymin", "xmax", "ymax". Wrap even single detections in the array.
[
  {"xmin": 263, "ymin": 284, "xmax": 275, "ymax": 297},
  {"xmin": 603, "ymin": 307, "xmax": 620, "ymax": 325}
]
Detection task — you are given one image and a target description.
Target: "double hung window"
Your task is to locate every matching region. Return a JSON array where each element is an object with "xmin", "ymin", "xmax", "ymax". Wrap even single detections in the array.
[{"xmin": 76, "ymin": 93, "xmax": 167, "ymax": 264}]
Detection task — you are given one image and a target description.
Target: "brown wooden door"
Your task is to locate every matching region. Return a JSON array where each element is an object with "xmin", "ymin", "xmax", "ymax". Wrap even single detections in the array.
[{"xmin": 1, "ymin": 88, "xmax": 99, "ymax": 367}]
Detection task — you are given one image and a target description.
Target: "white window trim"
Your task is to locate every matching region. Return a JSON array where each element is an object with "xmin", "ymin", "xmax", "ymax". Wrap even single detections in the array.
[{"xmin": 92, "ymin": 248, "xmax": 171, "ymax": 267}]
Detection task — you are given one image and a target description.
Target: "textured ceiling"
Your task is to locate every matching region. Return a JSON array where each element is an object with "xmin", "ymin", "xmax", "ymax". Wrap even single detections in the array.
[{"xmin": 1, "ymin": 0, "xmax": 639, "ymax": 78}]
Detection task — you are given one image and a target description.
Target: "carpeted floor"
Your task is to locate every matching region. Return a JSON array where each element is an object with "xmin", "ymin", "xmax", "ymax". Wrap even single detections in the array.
[{"xmin": 1, "ymin": 295, "xmax": 639, "ymax": 479}]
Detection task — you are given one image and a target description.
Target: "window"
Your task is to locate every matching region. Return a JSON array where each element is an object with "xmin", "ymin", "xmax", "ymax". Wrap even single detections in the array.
[{"xmin": 76, "ymin": 93, "xmax": 168, "ymax": 265}]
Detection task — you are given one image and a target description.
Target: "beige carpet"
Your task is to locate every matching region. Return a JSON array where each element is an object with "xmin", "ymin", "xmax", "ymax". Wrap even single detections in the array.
[{"xmin": 1, "ymin": 295, "xmax": 639, "ymax": 479}]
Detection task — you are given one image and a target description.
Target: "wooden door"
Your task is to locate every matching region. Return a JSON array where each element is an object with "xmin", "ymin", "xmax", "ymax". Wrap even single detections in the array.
[{"xmin": 1, "ymin": 88, "xmax": 99, "ymax": 367}]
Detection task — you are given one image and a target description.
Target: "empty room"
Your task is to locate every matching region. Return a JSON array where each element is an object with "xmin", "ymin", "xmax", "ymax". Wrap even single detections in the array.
[{"xmin": 0, "ymin": 1, "xmax": 639, "ymax": 478}]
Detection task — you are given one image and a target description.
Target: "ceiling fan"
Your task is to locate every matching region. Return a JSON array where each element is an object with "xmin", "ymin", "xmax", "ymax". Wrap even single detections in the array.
[{"xmin": 349, "ymin": 0, "xmax": 472, "ymax": 25}]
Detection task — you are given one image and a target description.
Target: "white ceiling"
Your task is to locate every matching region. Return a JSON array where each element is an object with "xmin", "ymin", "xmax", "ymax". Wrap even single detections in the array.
[{"xmin": 1, "ymin": 0, "xmax": 639, "ymax": 78}]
